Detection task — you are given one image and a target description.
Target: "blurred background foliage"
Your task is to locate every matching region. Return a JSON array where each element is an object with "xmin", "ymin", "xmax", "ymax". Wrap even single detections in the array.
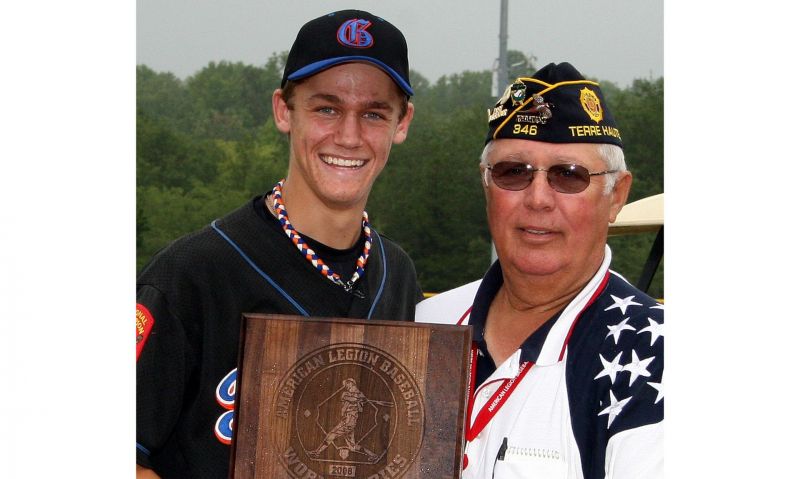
[{"xmin": 137, "ymin": 52, "xmax": 663, "ymax": 297}]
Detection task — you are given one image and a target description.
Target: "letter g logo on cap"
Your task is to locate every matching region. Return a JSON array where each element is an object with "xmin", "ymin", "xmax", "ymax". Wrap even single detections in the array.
[{"xmin": 337, "ymin": 19, "xmax": 373, "ymax": 48}]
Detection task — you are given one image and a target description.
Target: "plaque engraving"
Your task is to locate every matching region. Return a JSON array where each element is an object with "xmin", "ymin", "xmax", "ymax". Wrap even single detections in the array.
[
  {"xmin": 230, "ymin": 314, "xmax": 472, "ymax": 479},
  {"xmin": 273, "ymin": 344, "xmax": 424, "ymax": 478}
]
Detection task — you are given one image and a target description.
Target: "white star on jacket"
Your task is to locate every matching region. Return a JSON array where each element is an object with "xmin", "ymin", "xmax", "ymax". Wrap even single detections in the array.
[
  {"xmin": 594, "ymin": 351, "xmax": 625, "ymax": 384},
  {"xmin": 648, "ymin": 380, "xmax": 665, "ymax": 404},
  {"xmin": 606, "ymin": 317, "xmax": 636, "ymax": 344},
  {"xmin": 623, "ymin": 350, "xmax": 655, "ymax": 386},
  {"xmin": 598, "ymin": 390, "xmax": 632, "ymax": 427},
  {"xmin": 638, "ymin": 317, "xmax": 664, "ymax": 346},
  {"xmin": 604, "ymin": 294, "xmax": 643, "ymax": 314}
]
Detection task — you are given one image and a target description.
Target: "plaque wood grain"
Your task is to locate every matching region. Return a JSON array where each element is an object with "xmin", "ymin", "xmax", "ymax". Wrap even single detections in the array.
[{"xmin": 230, "ymin": 314, "xmax": 472, "ymax": 479}]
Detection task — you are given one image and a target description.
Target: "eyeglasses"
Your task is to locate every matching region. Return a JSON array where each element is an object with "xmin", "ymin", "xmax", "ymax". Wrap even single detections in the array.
[{"xmin": 483, "ymin": 161, "xmax": 618, "ymax": 193}]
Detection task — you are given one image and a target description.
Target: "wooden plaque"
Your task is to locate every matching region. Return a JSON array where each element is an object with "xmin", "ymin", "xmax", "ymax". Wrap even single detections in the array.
[{"xmin": 229, "ymin": 314, "xmax": 472, "ymax": 479}]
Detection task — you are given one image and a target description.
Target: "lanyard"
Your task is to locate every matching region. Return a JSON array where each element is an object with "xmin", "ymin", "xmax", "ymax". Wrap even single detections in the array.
[
  {"xmin": 460, "ymin": 269, "xmax": 610, "ymax": 444},
  {"xmin": 465, "ymin": 356, "xmax": 534, "ymax": 441}
]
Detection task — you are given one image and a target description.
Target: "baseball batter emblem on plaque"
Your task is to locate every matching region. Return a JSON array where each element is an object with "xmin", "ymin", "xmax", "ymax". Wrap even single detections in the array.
[{"xmin": 229, "ymin": 314, "xmax": 472, "ymax": 479}]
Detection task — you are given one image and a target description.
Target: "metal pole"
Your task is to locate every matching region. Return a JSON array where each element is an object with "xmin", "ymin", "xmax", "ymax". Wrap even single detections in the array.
[
  {"xmin": 497, "ymin": 0, "xmax": 509, "ymax": 96},
  {"xmin": 491, "ymin": 0, "xmax": 509, "ymax": 264},
  {"xmin": 636, "ymin": 225, "xmax": 664, "ymax": 294}
]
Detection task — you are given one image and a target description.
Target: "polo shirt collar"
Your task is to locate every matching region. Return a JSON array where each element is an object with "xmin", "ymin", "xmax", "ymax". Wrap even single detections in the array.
[{"xmin": 468, "ymin": 245, "xmax": 613, "ymax": 367}]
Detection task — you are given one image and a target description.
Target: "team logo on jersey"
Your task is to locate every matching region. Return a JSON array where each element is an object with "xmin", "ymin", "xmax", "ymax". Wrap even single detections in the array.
[
  {"xmin": 135, "ymin": 304, "xmax": 155, "ymax": 360},
  {"xmin": 214, "ymin": 368, "xmax": 237, "ymax": 445},
  {"xmin": 580, "ymin": 87, "xmax": 604, "ymax": 123},
  {"xmin": 337, "ymin": 18, "xmax": 374, "ymax": 48},
  {"xmin": 272, "ymin": 344, "xmax": 424, "ymax": 479}
]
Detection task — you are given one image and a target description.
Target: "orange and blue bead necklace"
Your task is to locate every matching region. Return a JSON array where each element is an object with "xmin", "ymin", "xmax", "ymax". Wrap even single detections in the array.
[{"xmin": 270, "ymin": 179, "xmax": 371, "ymax": 292}]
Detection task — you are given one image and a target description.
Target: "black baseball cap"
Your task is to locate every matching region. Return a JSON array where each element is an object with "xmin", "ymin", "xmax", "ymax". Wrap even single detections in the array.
[
  {"xmin": 486, "ymin": 62, "xmax": 622, "ymax": 148},
  {"xmin": 281, "ymin": 10, "xmax": 413, "ymax": 96}
]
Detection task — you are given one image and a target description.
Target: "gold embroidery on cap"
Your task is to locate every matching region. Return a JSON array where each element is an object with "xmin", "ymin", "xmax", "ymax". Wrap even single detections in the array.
[
  {"xmin": 487, "ymin": 105, "xmax": 509, "ymax": 122},
  {"xmin": 579, "ymin": 87, "xmax": 603, "ymax": 123}
]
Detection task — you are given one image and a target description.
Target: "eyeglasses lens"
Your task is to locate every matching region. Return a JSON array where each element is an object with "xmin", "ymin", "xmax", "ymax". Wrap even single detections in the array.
[
  {"xmin": 490, "ymin": 162, "xmax": 531, "ymax": 190},
  {"xmin": 548, "ymin": 164, "xmax": 590, "ymax": 193}
]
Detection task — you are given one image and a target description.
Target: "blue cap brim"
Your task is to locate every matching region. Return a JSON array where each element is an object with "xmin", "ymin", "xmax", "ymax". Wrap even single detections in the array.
[{"xmin": 286, "ymin": 56, "xmax": 414, "ymax": 96}]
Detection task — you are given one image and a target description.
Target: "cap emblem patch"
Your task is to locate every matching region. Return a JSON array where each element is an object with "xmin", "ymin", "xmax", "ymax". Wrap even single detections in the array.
[
  {"xmin": 579, "ymin": 87, "xmax": 603, "ymax": 123},
  {"xmin": 337, "ymin": 18, "xmax": 374, "ymax": 48},
  {"xmin": 519, "ymin": 94, "xmax": 553, "ymax": 123},
  {"xmin": 510, "ymin": 79, "xmax": 527, "ymax": 106}
]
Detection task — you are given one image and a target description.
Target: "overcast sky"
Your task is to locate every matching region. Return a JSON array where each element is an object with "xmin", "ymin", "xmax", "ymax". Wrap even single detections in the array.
[{"xmin": 137, "ymin": 0, "xmax": 663, "ymax": 88}]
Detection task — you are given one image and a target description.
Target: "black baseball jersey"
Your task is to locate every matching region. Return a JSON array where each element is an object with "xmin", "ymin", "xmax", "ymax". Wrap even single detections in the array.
[{"xmin": 136, "ymin": 195, "xmax": 421, "ymax": 478}]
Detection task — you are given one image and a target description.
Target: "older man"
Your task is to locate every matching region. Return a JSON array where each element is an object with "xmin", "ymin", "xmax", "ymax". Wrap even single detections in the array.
[{"xmin": 416, "ymin": 63, "xmax": 663, "ymax": 478}]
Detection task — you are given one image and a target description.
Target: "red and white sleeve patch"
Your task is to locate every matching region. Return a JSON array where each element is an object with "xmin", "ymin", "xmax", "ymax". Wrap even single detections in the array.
[{"xmin": 136, "ymin": 303, "xmax": 155, "ymax": 361}]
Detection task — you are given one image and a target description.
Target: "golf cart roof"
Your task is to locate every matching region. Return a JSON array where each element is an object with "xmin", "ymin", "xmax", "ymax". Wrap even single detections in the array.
[{"xmin": 608, "ymin": 193, "xmax": 663, "ymax": 236}]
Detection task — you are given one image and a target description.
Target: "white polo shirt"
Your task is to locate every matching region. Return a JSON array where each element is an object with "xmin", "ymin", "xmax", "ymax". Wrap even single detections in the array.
[{"xmin": 416, "ymin": 247, "xmax": 664, "ymax": 479}]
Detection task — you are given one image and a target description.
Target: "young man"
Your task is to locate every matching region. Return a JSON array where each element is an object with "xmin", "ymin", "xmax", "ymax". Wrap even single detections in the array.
[
  {"xmin": 136, "ymin": 10, "xmax": 420, "ymax": 478},
  {"xmin": 416, "ymin": 63, "xmax": 664, "ymax": 478}
]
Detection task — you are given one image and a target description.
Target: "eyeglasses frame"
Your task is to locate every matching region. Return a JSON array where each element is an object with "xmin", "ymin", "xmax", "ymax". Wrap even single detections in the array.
[{"xmin": 481, "ymin": 161, "xmax": 619, "ymax": 194}]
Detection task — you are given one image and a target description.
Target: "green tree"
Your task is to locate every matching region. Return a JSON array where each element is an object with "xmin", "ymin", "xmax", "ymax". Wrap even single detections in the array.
[
  {"xmin": 136, "ymin": 110, "xmax": 221, "ymax": 189},
  {"xmin": 136, "ymin": 65, "xmax": 196, "ymax": 133},
  {"xmin": 368, "ymin": 73, "xmax": 492, "ymax": 292},
  {"xmin": 608, "ymin": 78, "xmax": 664, "ymax": 201},
  {"xmin": 136, "ymin": 58, "xmax": 664, "ymax": 298},
  {"xmin": 604, "ymin": 78, "xmax": 664, "ymax": 298},
  {"xmin": 507, "ymin": 50, "xmax": 537, "ymax": 81}
]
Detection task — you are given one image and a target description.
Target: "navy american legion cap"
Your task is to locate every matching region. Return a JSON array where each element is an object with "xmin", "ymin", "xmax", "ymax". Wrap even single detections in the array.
[
  {"xmin": 281, "ymin": 10, "xmax": 413, "ymax": 96},
  {"xmin": 486, "ymin": 62, "xmax": 622, "ymax": 148}
]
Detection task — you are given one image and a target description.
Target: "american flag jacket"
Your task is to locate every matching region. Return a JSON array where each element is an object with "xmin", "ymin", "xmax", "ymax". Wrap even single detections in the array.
[{"xmin": 415, "ymin": 246, "xmax": 664, "ymax": 478}]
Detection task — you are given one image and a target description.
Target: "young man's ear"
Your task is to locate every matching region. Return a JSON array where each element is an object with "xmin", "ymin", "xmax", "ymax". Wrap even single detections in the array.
[
  {"xmin": 272, "ymin": 89, "xmax": 292, "ymax": 134},
  {"xmin": 392, "ymin": 101, "xmax": 414, "ymax": 145}
]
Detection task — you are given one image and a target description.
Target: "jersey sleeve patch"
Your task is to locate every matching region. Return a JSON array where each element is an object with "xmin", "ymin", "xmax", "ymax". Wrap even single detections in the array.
[{"xmin": 136, "ymin": 303, "xmax": 155, "ymax": 360}]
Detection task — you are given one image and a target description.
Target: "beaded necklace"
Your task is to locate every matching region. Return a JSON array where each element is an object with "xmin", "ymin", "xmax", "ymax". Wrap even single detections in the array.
[{"xmin": 269, "ymin": 179, "xmax": 372, "ymax": 292}]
